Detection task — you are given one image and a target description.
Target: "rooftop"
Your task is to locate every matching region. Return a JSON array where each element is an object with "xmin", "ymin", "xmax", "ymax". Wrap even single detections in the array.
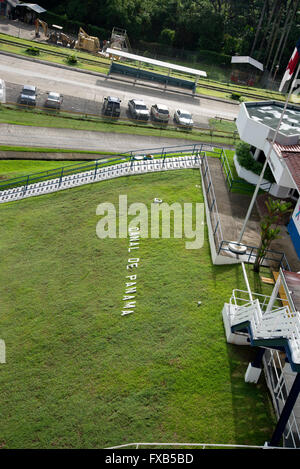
[
  {"xmin": 245, "ymin": 102, "xmax": 300, "ymax": 137},
  {"xmin": 107, "ymin": 96, "xmax": 121, "ymax": 102},
  {"xmin": 231, "ymin": 56, "xmax": 264, "ymax": 71},
  {"xmin": 273, "ymin": 143, "xmax": 300, "ymax": 191},
  {"xmin": 16, "ymin": 3, "xmax": 47, "ymax": 14}
]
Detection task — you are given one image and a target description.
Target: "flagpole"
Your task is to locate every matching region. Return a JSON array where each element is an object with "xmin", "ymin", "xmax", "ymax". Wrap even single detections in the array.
[{"xmin": 236, "ymin": 62, "xmax": 300, "ymax": 245}]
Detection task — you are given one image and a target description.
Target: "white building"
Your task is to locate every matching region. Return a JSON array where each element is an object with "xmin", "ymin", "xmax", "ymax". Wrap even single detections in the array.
[{"xmin": 236, "ymin": 100, "xmax": 300, "ymax": 258}]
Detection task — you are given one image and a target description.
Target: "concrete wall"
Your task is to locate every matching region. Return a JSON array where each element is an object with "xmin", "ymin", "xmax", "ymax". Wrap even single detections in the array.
[
  {"xmin": 236, "ymin": 101, "xmax": 299, "ymax": 191},
  {"xmin": 234, "ymin": 154, "xmax": 291, "ymax": 198},
  {"xmin": 263, "ymin": 141, "xmax": 297, "ymax": 189},
  {"xmin": 236, "ymin": 104, "xmax": 269, "ymax": 150},
  {"xmin": 222, "ymin": 304, "xmax": 249, "ymax": 346},
  {"xmin": 200, "ymin": 168, "xmax": 242, "ymax": 266}
]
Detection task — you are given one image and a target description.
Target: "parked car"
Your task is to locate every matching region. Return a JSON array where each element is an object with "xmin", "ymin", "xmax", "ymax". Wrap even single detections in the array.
[
  {"xmin": 45, "ymin": 92, "xmax": 63, "ymax": 109},
  {"xmin": 19, "ymin": 85, "xmax": 37, "ymax": 106},
  {"xmin": 102, "ymin": 96, "xmax": 121, "ymax": 117},
  {"xmin": 173, "ymin": 109, "xmax": 194, "ymax": 129},
  {"xmin": 0, "ymin": 79, "xmax": 6, "ymax": 104},
  {"xmin": 151, "ymin": 103, "xmax": 170, "ymax": 122},
  {"xmin": 128, "ymin": 99, "xmax": 150, "ymax": 120}
]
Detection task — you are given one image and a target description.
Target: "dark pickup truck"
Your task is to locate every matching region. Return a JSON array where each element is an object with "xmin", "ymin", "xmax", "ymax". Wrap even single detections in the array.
[{"xmin": 102, "ymin": 96, "xmax": 121, "ymax": 117}]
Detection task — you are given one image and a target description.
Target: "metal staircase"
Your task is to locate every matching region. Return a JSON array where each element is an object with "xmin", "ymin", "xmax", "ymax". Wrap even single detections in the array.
[
  {"xmin": 223, "ymin": 268, "xmax": 300, "ymax": 447},
  {"xmin": 227, "ymin": 299, "xmax": 300, "ymax": 372}
]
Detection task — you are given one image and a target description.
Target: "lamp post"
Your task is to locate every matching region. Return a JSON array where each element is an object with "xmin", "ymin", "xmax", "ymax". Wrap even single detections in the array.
[{"xmin": 273, "ymin": 64, "xmax": 280, "ymax": 81}]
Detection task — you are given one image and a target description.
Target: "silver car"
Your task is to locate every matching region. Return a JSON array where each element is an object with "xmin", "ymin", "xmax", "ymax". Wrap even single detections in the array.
[
  {"xmin": 128, "ymin": 99, "xmax": 150, "ymax": 120},
  {"xmin": 45, "ymin": 92, "xmax": 63, "ymax": 109},
  {"xmin": 0, "ymin": 79, "xmax": 6, "ymax": 104},
  {"xmin": 151, "ymin": 103, "xmax": 170, "ymax": 122},
  {"xmin": 19, "ymin": 84, "xmax": 37, "ymax": 106},
  {"xmin": 174, "ymin": 109, "xmax": 194, "ymax": 129}
]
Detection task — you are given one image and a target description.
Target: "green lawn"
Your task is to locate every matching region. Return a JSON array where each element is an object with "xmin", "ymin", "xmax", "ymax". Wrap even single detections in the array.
[
  {"xmin": 0, "ymin": 169, "xmax": 276, "ymax": 448},
  {"xmin": 0, "ymin": 149, "xmax": 232, "ymax": 186},
  {"xmin": 0, "ymin": 157, "xmax": 128, "ymax": 182},
  {"xmin": 0, "ymin": 159, "xmax": 86, "ymax": 180}
]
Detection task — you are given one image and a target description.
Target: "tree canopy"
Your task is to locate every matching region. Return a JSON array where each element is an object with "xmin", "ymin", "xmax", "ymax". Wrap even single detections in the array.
[{"xmin": 38, "ymin": 0, "xmax": 300, "ymax": 72}]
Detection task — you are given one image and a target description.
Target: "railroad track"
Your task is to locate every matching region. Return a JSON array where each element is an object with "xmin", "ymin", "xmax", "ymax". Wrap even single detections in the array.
[
  {"xmin": 0, "ymin": 37, "xmax": 110, "ymax": 68},
  {"xmin": 0, "ymin": 36, "xmax": 285, "ymax": 102}
]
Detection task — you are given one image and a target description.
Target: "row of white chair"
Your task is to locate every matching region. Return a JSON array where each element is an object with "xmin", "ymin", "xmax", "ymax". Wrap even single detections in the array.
[{"xmin": 0, "ymin": 155, "xmax": 201, "ymax": 203}]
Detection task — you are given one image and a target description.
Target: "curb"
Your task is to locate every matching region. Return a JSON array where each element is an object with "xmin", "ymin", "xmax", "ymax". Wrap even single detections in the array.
[{"xmin": 0, "ymin": 150, "xmax": 112, "ymax": 161}]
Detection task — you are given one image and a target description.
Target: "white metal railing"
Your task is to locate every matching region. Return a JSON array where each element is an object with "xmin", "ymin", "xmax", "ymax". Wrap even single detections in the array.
[
  {"xmin": 227, "ymin": 289, "xmax": 300, "ymax": 448},
  {"xmin": 0, "ymin": 155, "xmax": 200, "ymax": 204},
  {"xmin": 229, "ymin": 290, "xmax": 300, "ymax": 343},
  {"xmin": 230, "ymin": 289, "xmax": 290, "ymax": 312},
  {"xmin": 105, "ymin": 442, "xmax": 290, "ymax": 449},
  {"xmin": 230, "ymin": 300, "xmax": 259, "ymax": 326},
  {"xmin": 200, "ymin": 153, "xmax": 224, "ymax": 250}
]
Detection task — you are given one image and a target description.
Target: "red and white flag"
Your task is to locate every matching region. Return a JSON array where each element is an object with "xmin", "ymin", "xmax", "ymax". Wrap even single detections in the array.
[{"xmin": 279, "ymin": 38, "xmax": 300, "ymax": 92}]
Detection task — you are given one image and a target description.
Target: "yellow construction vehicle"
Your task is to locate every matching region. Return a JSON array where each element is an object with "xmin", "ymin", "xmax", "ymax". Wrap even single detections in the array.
[
  {"xmin": 60, "ymin": 33, "xmax": 75, "ymax": 49},
  {"xmin": 75, "ymin": 27, "xmax": 100, "ymax": 53},
  {"xmin": 34, "ymin": 18, "xmax": 48, "ymax": 38},
  {"xmin": 47, "ymin": 25, "xmax": 75, "ymax": 48}
]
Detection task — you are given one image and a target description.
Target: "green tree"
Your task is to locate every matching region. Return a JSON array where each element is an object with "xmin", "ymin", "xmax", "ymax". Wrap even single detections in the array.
[
  {"xmin": 36, "ymin": 0, "xmax": 300, "ymax": 62},
  {"xmin": 171, "ymin": 0, "xmax": 224, "ymax": 51},
  {"xmin": 253, "ymin": 197, "xmax": 292, "ymax": 273},
  {"xmin": 223, "ymin": 34, "xmax": 242, "ymax": 55},
  {"xmin": 160, "ymin": 28, "xmax": 176, "ymax": 45}
]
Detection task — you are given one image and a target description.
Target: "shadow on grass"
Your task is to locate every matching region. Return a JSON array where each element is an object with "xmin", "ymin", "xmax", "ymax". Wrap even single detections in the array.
[
  {"xmin": 226, "ymin": 343, "xmax": 277, "ymax": 446},
  {"xmin": 215, "ymin": 262, "xmax": 277, "ymax": 446}
]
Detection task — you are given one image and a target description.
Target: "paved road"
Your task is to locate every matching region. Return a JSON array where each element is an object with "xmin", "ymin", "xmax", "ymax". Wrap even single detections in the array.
[
  {"xmin": 0, "ymin": 53, "xmax": 239, "ymax": 125},
  {"xmin": 0, "ymin": 123, "xmax": 205, "ymax": 152},
  {"xmin": 5, "ymin": 81, "xmax": 104, "ymax": 117},
  {"xmin": 0, "ymin": 43, "xmax": 240, "ymax": 153}
]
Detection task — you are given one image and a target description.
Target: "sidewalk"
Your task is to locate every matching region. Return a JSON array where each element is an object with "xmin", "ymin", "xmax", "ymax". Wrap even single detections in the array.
[
  {"xmin": 0, "ymin": 123, "xmax": 200, "ymax": 153},
  {"xmin": 206, "ymin": 156, "xmax": 300, "ymax": 272}
]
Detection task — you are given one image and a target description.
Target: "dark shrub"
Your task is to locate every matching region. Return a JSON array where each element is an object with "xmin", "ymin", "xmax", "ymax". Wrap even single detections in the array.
[
  {"xmin": 236, "ymin": 142, "xmax": 275, "ymax": 182},
  {"xmin": 26, "ymin": 46, "xmax": 40, "ymax": 56}
]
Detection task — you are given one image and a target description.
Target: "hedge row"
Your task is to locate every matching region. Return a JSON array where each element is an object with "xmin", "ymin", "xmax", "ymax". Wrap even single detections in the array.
[{"xmin": 43, "ymin": 11, "xmax": 110, "ymax": 39}]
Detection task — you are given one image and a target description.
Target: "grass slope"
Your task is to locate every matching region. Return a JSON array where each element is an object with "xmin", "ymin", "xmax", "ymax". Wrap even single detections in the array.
[
  {"xmin": 0, "ymin": 159, "xmax": 87, "ymax": 181},
  {"xmin": 0, "ymin": 170, "xmax": 276, "ymax": 448}
]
